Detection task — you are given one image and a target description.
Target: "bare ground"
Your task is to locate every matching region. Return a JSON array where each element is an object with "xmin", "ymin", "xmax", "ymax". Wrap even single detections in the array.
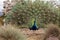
[{"xmin": 20, "ymin": 28, "xmax": 45, "ymax": 40}]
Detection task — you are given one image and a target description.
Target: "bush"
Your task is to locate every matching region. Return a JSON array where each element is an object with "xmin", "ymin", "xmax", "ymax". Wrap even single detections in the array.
[
  {"xmin": 0, "ymin": 27, "xmax": 27, "ymax": 40},
  {"xmin": 44, "ymin": 24, "xmax": 60, "ymax": 40}
]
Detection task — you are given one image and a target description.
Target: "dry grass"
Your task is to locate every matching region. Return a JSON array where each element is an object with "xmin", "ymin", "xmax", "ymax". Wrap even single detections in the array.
[
  {"xmin": 0, "ymin": 26, "xmax": 27, "ymax": 40},
  {"xmin": 44, "ymin": 24, "xmax": 60, "ymax": 40},
  {"xmin": 1, "ymin": 24, "xmax": 60, "ymax": 40}
]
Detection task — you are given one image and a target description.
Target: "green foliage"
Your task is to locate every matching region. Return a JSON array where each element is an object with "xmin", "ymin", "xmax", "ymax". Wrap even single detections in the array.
[
  {"xmin": 0, "ymin": 27, "xmax": 27, "ymax": 40},
  {"xmin": 5, "ymin": 0, "xmax": 60, "ymax": 28}
]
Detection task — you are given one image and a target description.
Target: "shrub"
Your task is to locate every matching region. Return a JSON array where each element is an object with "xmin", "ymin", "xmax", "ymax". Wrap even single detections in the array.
[
  {"xmin": 0, "ymin": 27, "xmax": 27, "ymax": 40},
  {"xmin": 44, "ymin": 24, "xmax": 60, "ymax": 40}
]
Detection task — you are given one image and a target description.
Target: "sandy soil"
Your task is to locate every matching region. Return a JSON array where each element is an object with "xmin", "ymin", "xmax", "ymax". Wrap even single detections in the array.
[{"xmin": 20, "ymin": 28, "xmax": 45, "ymax": 40}]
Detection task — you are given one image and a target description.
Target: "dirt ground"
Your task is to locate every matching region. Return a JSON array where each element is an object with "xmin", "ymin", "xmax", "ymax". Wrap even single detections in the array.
[
  {"xmin": 20, "ymin": 28, "xmax": 45, "ymax": 40},
  {"xmin": 1, "ymin": 24, "xmax": 46, "ymax": 40}
]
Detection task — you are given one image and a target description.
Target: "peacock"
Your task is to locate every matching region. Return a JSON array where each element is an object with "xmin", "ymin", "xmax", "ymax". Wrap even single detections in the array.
[{"xmin": 30, "ymin": 18, "xmax": 38, "ymax": 30}]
